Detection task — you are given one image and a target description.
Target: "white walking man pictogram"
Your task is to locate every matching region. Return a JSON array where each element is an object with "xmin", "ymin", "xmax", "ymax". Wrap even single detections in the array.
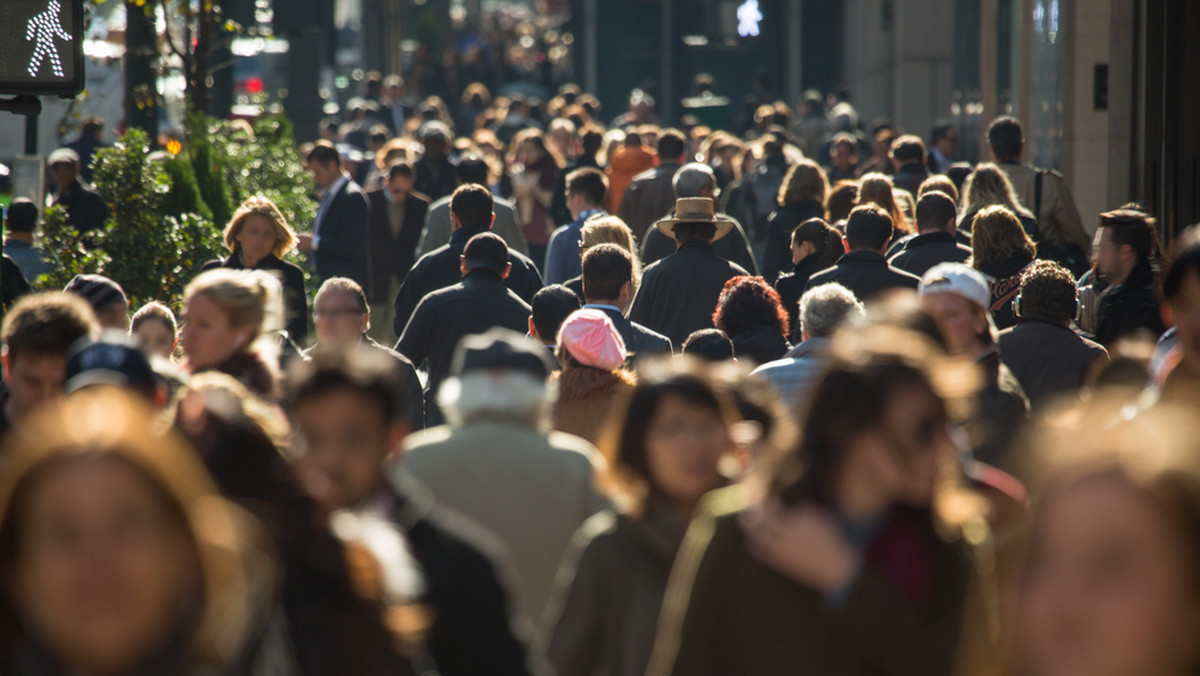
[{"xmin": 26, "ymin": 0, "xmax": 73, "ymax": 78}]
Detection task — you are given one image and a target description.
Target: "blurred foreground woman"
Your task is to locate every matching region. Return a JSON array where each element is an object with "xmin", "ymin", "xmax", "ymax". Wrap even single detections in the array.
[
  {"xmin": 0, "ymin": 388, "xmax": 282, "ymax": 675},
  {"xmin": 647, "ymin": 327, "xmax": 1003, "ymax": 676},
  {"xmin": 1016, "ymin": 403, "xmax": 1200, "ymax": 676},
  {"xmin": 541, "ymin": 358, "xmax": 735, "ymax": 676}
]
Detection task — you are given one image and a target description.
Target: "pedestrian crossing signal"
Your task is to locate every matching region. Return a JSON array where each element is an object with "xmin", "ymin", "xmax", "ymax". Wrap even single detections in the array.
[{"xmin": 0, "ymin": 0, "xmax": 84, "ymax": 95}]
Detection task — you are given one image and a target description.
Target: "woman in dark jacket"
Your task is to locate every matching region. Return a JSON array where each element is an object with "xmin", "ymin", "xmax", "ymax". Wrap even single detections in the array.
[
  {"xmin": 969, "ymin": 205, "xmax": 1038, "ymax": 330},
  {"xmin": 202, "ymin": 196, "xmax": 309, "ymax": 346},
  {"xmin": 763, "ymin": 159, "xmax": 830, "ymax": 283},
  {"xmin": 541, "ymin": 360, "xmax": 735, "ymax": 676},
  {"xmin": 713, "ymin": 276, "xmax": 793, "ymax": 365},
  {"xmin": 646, "ymin": 327, "xmax": 1002, "ymax": 676},
  {"xmin": 774, "ymin": 218, "xmax": 846, "ymax": 337}
]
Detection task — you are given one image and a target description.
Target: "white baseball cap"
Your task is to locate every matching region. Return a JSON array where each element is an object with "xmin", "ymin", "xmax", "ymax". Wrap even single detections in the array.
[{"xmin": 919, "ymin": 262, "xmax": 991, "ymax": 310}]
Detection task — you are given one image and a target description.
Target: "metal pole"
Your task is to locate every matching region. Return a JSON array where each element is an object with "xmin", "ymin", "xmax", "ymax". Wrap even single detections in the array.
[
  {"xmin": 24, "ymin": 113, "xmax": 37, "ymax": 156},
  {"xmin": 584, "ymin": 0, "xmax": 598, "ymax": 96}
]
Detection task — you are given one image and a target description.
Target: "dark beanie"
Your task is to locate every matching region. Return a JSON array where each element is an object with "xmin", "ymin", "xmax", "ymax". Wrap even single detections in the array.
[{"xmin": 64, "ymin": 274, "xmax": 127, "ymax": 314}]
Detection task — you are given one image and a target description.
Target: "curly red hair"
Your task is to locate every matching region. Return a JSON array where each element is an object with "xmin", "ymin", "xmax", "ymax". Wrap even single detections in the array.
[{"xmin": 712, "ymin": 275, "xmax": 790, "ymax": 339}]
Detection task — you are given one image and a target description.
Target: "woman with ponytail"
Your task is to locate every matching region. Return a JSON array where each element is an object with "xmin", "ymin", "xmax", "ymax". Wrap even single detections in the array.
[{"xmin": 773, "ymin": 218, "xmax": 846, "ymax": 337}]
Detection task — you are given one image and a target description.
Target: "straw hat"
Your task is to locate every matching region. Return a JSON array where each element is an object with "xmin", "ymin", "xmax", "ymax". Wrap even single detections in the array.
[{"xmin": 657, "ymin": 197, "xmax": 734, "ymax": 241}]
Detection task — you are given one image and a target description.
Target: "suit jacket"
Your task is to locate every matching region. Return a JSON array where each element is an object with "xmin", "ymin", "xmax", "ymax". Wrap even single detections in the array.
[
  {"xmin": 584, "ymin": 304, "xmax": 674, "ymax": 358},
  {"xmin": 368, "ymin": 189, "xmax": 430, "ymax": 304},
  {"xmin": 302, "ymin": 336, "xmax": 426, "ymax": 430},
  {"xmin": 393, "ymin": 227, "xmax": 543, "ymax": 338},
  {"xmin": 312, "ymin": 177, "xmax": 371, "ymax": 288},
  {"xmin": 629, "ymin": 241, "xmax": 749, "ymax": 347},
  {"xmin": 418, "ymin": 195, "xmax": 529, "ymax": 257},
  {"xmin": 805, "ymin": 250, "xmax": 920, "ymax": 303},
  {"xmin": 202, "ymin": 252, "xmax": 309, "ymax": 345},
  {"xmin": 641, "ymin": 214, "xmax": 759, "ymax": 275},
  {"xmin": 618, "ymin": 162, "xmax": 682, "ymax": 242}
]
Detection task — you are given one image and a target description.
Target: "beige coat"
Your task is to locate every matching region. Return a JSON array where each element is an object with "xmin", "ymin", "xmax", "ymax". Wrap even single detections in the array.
[
  {"xmin": 399, "ymin": 421, "xmax": 610, "ymax": 630},
  {"xmin": 997, "ymin": 162, "xmax": 1093, "ymax": 252}
]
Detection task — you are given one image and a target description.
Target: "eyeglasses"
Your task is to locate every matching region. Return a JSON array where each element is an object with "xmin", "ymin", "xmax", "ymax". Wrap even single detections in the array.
[{"xmin": 313, "ymin": 308, "xmax": 365, "ymax": 321}]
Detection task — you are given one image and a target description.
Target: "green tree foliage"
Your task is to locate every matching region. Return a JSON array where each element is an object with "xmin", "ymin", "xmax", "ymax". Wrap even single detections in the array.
[
  {"xmin": 160, "ymin": 152, "xmax": 214, "ymax": 222},
  {"xmin": 38, "ymin": 129, "xmax": 223, "ymax": 308}
]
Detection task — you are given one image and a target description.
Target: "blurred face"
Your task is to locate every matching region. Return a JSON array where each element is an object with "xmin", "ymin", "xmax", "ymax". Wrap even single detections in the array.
[
  {"xmin": 50, "ymin": 162, "xmax": 78, "ymax": 191},
  {"xmin": 313, "ymin": 290, "xmax": 368, "ymax": 348},
  {"xmin": 2, "ymin": 352, "xmax": 68, "ymax": 424},
  {"xmin": 922, "ymin": 292, "xmax": 990, "ymax": 356},
  {"xmin": 97, "ymin": 302, "xmax": 130, "ymax": 332},
  {"xmin": 876, "ymin": 385, "xmax": 951, "ymax": 507},
  {"xmin": 386, "ymin": 173, "xmax": 413, "ymax": 201},
  {"xmin": 1021, "ymin": 475, "xmax": 1200, "ymax": 676},
  {"xmin": 1095, "ymin": 227, "xmax": 1134, "ymax": 285},
  {"xmin": 937, "ymin": 129, "xmax": 959, "ymax": 155},
  {"xmin": 1168, "ymin": 271, "xmax": 1200, "ymax": 367},
  {"xmin": 236, "ymin": 214, "xmax": 279, "ymax": 265},
  {"xmin": 831, "ymin": 143, "xmax": 856, "ymax": 170},
  {"xmin": 179, "ymin": 293, "xmax": 243, "ymax": 371},
  {"xmin": 307, "ymin": 159, "xmax": 340, "ymax": 190},
  {"xmin": 132, "ymin": 320, "xmax": 175, "ymax": 360},
  {"xmin": 11, "ymin": 457, "xmax": 200, "ymax": 674},
  {"xmin": 792, "ymin": 239, "xmax": 815, "ymax": 265},
  {"xmin": 292, "ymin": 389, "xmax": 403, "ymax": 514},
  {"xmin": 643, "ymin": 394, "xmax": 729, "ymax": 506}
]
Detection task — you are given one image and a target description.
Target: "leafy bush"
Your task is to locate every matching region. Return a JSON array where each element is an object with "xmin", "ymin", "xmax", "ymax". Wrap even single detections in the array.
[{"xmin": 38, "ymin": 128, "xmax": 223, "ymax": 308}]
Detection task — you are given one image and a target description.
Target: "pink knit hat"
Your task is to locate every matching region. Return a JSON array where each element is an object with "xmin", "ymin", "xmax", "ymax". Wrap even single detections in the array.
[{"xmin": 558, "ymin": 309, "xmax": 627, "ymax": 370}]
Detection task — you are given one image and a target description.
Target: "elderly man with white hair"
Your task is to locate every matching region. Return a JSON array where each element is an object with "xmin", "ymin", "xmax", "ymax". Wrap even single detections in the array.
[
  {"xmin": 639, "ymin": 162, "xmax": 759, "ymax": 273},
  {"xmin": 399, "ymin": 327, "xmax": 609, "ymax": 633},
  {"xmin": 750, "ymin": 282, "xmax": 864, "ymax": 413}
]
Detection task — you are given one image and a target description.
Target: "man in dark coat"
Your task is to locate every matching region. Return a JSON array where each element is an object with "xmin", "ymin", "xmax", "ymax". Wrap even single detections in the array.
[
  {"xmin": 367, "ymin": 161, "xmax": 429, "ymax": 339},
  {"xmin": 640, "ymin": 163, "xmax": 759, "ymax": 274},
  {"xmin": 302, "ymin": 277, "xmax": 425, "ymax": 430},
  {"xmin": 806, "ymin": 205, "xmax": 920, "ymax": 302},
  {"xmin": 1093, "ymin": 208, "xmax": 1166, "ymax": 347},
  {"xmin": 299, "ymin": 142, "xmax": 371, "ymax": 289},
  {"xmin": 65, "ymin": 116, "xmax": 107, "ymax": 184},
  {"xmin": 286, "ymin": 349, "xmax": 538, "ymax": 676},
  {"xmin": 549, "ymin": 128, "xmax": 603, "ymax": 227},
  {"xmin": 48, "ymin": 148, "xmax": 109, "ymax": 234},
  {"xmin": 998, "ymin": 261, "xmax": 1108, "ymax": 407},
  {"xmin": 581, "ymin": 244, "xmax": 673, "ymax": 358},
  {"xmin": 396, "ymin": 232, "xmax": 534, "ymax": 425},
  {"xmin": 617, "ymin": 129, "xmax": 687, "ymax": 242},
  {"xmin": 414, "ymin": 122, "xmax": 459, "ymax": 203},
  {"xmin": 629, "ymin": 197, "xmax": 749, "ymax": 346},
  {"xmin": 889, "ymin": 134, "xmax": 930, "ymax": 197},
  {"xmin": 890, "ymin": 191, "xmax": 972, "ymax": 277},
  {"xmin": 392, "ymin": 184, "xmax": 543, "ymax": 337}
]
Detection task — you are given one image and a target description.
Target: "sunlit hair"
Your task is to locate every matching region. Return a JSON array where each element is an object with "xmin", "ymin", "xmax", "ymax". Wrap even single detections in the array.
[
  {"xmin": 184, "ymin": 269, "xmax": 283, "ymax": 355},
  {"xmin": 712, "ymin": 276, "xmax": 790, "ymax": 340},
  {"xmin": 826, "ymin": 180, "xmax": 860, "ymax": 224},
  {"xmin": 767, "ymin": 326, "xmax": 982, "ymax": 535},
  {"xmin": 970, "ymin": 205, "xmax": 1036, "ymax": 267},
  {"xmin": 857, "ymin": 173, "xmax": 911, "ymax": 233},
  {"xmin": 962, "ymin": 163, "xmax": 1024, "ymax": 216},
  {"xmin": 580, "ymin": 215, "xmax": 642, "ymax": 290},
  {"xmin": 222, "ymin": 196, "xmax": 297, "ymax": 259},
  {"xmin": 777, "ymin": 159, "xmax": 830, "ymax": 208},
  {"xmin": 595, "ymin": 357, "xmax": 737, "ymax": 516},
  {"xmin": 918, "ymin": 174, "xmax": 960, "ymax": 204},
  {"xmin": 437, "ymin": 371, "xmax": 558, "ymax": 431},
  {"xmin": 131, "ymin": 301, "xmax": 178, "ymax": 337},
  {"xmin": 511, "ymin": 128, "xmax": 564, "ymax": 168},
  {"xmin": 0, "ymin": 387, "xmax": 264, "ymax": 669}
]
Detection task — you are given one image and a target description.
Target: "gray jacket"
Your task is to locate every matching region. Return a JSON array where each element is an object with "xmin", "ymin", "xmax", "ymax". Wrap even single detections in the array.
[{"xmin": 749, "ymin": 337, "xmax": 831, "ymax": 415}]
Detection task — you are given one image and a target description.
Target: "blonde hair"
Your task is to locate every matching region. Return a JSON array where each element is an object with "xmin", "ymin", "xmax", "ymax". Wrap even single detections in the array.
[
  {"xmin": 918, "ymin": 174, "xmax": 959, "ymax": 203},
  {"xmin": 777, "ymin": 159, "xmax": 830, "ymax": 207},
  {"xmin": 857, "ymin": 173, "xmax": 911, "ymax": 234},
  {"xmin": 581, "ymin": 215, "xmax": 643, "ymax": 291},
  {"xmin": 223, "ymin": 196, "xmax": 297, "ymax": 259},
  {"xmin": 962, "ymin": 163, "xmax": 1024, "ymax": 215},
  {"xmin": 185, "ymin": 269, "xmax": 283, "ymax": 352},
  {"xmin": 970, "ymin": 205, "xmax": 1037, "ymax": 267}
]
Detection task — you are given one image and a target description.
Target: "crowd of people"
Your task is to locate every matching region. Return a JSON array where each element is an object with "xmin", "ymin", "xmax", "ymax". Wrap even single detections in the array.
[{"xmin": 2, "ymin": 75, "xmax": 1200, "ymax": 676}]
